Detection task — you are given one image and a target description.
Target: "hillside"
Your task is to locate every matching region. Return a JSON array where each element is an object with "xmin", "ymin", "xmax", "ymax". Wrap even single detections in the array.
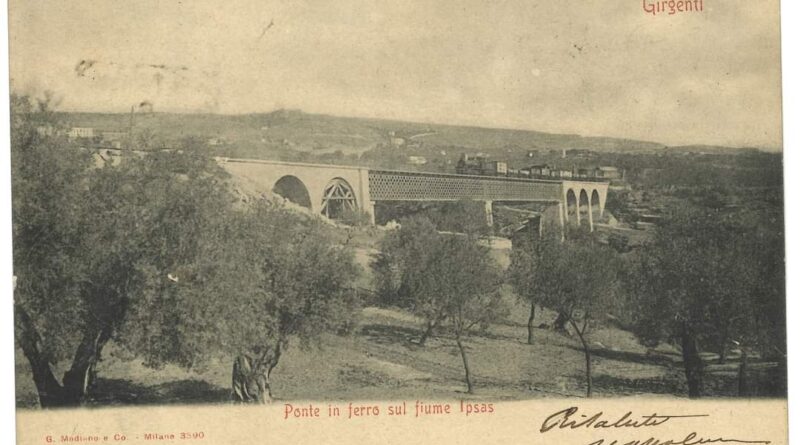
[{"xmin": 59, "ymin": 109, "xmax": 672, "ymax": 160}]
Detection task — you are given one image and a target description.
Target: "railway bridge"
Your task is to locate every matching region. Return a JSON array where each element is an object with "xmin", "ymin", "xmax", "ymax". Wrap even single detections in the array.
[{"xmin": 217, "ymin": 158, "xmax": 608, "ymax": 232}]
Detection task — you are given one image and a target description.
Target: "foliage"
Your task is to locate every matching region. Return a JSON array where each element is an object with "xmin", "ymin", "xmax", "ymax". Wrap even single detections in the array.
[
  {"xmin": 90, "ymin": 150, "xmax": 239, "ymax": 369},
  {"xmin": 624, "ymin": 205, "xmax": 784, "ymax": 397},
  {"xmin": 105, "ymin": 165, "xmax": 361, "ymax": 401},
  {"xmin": 373, "ymin": 216, "xmax": 443, "ymax": 316},
  {"xmin": 374, "ymin": 200, "xmax": 491, "ymax": 237},
  {"xmin": 508, "ymin": 235, "xmax": 558, "ymax": 343},
  {"xmin": 159, "ymin": 203, "xmax": 360, "ymax": 357},
  {"xmin": 530, "ymin": 237, "xmax": 620, "ymax": 396},
  {"xmin": 438, "ymin": 235, "xmax": 507, "ymax": 393},
  {"xmin": 12, "ymin": 93, "xmax": 237, "ymax": 405},
  {"xmin": 508, "ymin": 236, "xmax": 560, "ymax": 306},
  {"xmin": 373, "ymin": 215, "xmax": 506, "ymax": 392},
  {"xmin": 435, "ymin": 236, "xmax": 507, "ymax": 335},
  {"xmin": 12, "ymin": 94, "xmax": 93, "ymax": 369},
  {"xmin": 338, "ymin": 207, "xmax": 373, "ymax": 227},
  {"xmin": 122, "ymin": 199, "xmax": 360, "ymax": 402},
  {"xmin": 12, "ymin": 94, "xmax": 362, "ymax": 406},
  {"xmin": 431, "ymin": 200, "xmax": 492, "ymax": 237},
  {"xmin": 604, "ymin": 189, "xmax": 635, "ymax": 223}
]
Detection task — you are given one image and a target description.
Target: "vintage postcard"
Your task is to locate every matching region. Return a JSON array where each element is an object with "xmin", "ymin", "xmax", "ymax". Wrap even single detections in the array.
[{"xmin": 8, "ymin": 1, "xmax": 786, "ymax": 444}]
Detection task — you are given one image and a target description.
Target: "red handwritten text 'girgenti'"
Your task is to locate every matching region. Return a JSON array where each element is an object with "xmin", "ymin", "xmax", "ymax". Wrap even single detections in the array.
[{"xmin": 643, "ymin": 0, "xmax": 704, "ymax": 16}]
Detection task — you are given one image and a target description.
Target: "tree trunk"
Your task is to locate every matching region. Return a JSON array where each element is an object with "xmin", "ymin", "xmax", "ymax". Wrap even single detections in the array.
[
  {"xmin": 232, "ymin": 354, "xmax": 269, "ymax": 404},
  {"xmin": 527, "ymin": 302, "xmax": 536, "ymax": 345},
  {"xmin": 254, "ymin": 367, "xmax": 270, "ymax": 404},
  {"xmin": 419, "ymin": 313, "xmax": 446, "ymax": 346},
  {"xmin": 570, "ymin": 319, "xmax": 592, "ymax": 398},
  {"xmin": 16, "ymin": 304, "xmax": 117, "ymax": 407},
  {"xmin": 717, "ymin": 326, "xmax": 729, "ymax": 365},
  {"xmin": 62, "ymin": 325, "xmax": 113, "ymax": 404},
  {"xmin": 455, "ymin": 332, "xmax": 473, "ymax": 394},
  {"xmin": 16, "ymin": 306, "xmax": 69, "ymax": 407},
  {"xmin": 737, "ymin": 349, "xmax": 749, "ymax": 397},
  {"xmin": 553, "ymin": 311, "xmax": 569, "ymax": 333},
  {"xmin": 232, "ymin": 340, "xmax": 283, "ymax": 404},
  {"xmin": 263, "ymin": 341, "xmax": 282, "ymax": 402},
  {"xmin": 681, "ymin": 324, "xmax": 704, "ymax": 398},
  {"xmin": 419, "ymin": 321, "xmax": 436, "ymax": 346}
]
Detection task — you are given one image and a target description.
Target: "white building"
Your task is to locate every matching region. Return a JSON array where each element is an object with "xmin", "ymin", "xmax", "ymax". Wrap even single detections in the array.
[{"xmin": 67, "ymin": 127, "xmax": 94, "ymax": 139}]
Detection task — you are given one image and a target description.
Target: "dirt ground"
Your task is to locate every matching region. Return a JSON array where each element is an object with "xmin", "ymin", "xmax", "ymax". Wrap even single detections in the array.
[{"xmin": 16, "ymin": 300, "xmax": 703, "ymax": 408}]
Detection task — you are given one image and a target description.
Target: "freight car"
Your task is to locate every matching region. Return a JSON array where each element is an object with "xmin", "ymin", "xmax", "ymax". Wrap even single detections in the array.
[{"xmin": 455, "ymin": 154, "xmax": 611, "ymax": 182}]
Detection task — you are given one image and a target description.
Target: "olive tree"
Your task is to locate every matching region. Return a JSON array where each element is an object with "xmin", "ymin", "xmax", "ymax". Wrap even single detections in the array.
[
  {"xmin": 12, "ymin": 95, "xmax": 235, "ymax": 406},
  {"xmin": 13, "ymin": 95, "xmax": 362, "ymax": 406},
  {"xmin": 373, "ymin": 216, "xmax": 506, "ymax": 393},
  {"xmin": 532, "ymin": 239, "xmax": 619, "ymax": 397},
  {"xmin": 508, "ymin": 236, "xmax": 560, "ymax": 344},
  {"xmin": 436, "ymin": 235, "xmax": 506, "ymax": 393},
  {"xmin": 372, "ymin": 216, "xmax": 447, "ymax": 345},
  {"xmin": 128, "ymin": 202, "xmax": 362, "ymax": 403},
  {"xmin": 96, "ymin": 163, "xmax": 362, "ymax": 403},
  {"xmin": 625, "ymin": 206, "xmax": 781, "ymax": 398},
  {"xmin": 13, "ymin": 94, "xmax": 95, "ymax": 406}
]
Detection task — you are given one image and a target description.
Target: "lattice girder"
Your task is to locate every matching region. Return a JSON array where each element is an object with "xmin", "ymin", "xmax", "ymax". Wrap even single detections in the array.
[{"xmin": 368, "ymin": 170, "xmax": 563, "ymax": 202}]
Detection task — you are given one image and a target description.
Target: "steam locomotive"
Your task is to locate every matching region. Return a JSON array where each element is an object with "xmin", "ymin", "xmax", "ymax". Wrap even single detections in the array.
[{"xmin": 455, "ymin": 154, "xmax": 508, "ymax": 176}]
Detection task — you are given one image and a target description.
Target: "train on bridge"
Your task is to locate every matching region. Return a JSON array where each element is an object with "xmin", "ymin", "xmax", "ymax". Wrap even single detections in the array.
[{"xmin": 455, "ymin": 154, "xmax": 615, "ymax": 182}]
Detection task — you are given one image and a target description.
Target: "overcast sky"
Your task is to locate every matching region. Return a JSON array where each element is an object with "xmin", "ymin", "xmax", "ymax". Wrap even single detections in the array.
[{"xmin": 9, "ymin": 0, "xmax": 782, "ymax": 150}]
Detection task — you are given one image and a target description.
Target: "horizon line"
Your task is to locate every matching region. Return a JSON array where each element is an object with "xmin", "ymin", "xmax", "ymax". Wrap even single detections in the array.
[{"xmin": 47, "ymin": 106, "xmax": 783, "ymax": 153}]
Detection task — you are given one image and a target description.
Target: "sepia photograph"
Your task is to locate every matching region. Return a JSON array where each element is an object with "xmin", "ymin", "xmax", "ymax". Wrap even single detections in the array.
[{"xmin": 6, "ymin": 0, "xmax": 788, "ymax": 444}]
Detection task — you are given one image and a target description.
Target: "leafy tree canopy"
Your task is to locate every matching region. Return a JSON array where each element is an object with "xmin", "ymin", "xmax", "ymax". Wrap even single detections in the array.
[{"xmin": 12, "ymin": 94, "xmax": 362, "ymax": 405}]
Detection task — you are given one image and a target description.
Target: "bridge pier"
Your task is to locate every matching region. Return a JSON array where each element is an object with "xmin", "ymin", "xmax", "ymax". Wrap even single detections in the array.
[
  {"xmin": 484, "ymin": 200, "xmax": 494, "ymax": 227},
  {"xmin": 367, "ymin": 201, "xmax": 376, "ymax": 225},
  {"xmin": 587, "ymin": 200, "xmax": 594, "ymax": 232}
]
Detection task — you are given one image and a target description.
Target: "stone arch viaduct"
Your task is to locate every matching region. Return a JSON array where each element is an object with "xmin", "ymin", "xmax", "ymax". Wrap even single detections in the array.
[{"xmin": 218, "ymin": 158, "xmax": 609, "ymax": 232}]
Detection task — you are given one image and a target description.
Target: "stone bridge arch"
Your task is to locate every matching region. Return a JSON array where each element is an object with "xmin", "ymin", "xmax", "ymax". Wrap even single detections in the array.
[
  {"xmin": 561, "ymin": 181, "xmax": 609, "ymax": 232},
  {"xmin": 579, "ymin": 189, "xmax": 591, "ymax": 229},
  {"xmin": 320, "ymin": 177, "xmax": 358, "ymax": 220},
  {"xmin": 218, "ymin": 158, "xmax": 373, "ymax": 222},
  {"xmin": 591, "ymin": 189, "xmax": 602, "ymax": 221},
  {"xmin": 273, "ymin": 175, "xmax": 312, "ymax": 209},
  {"xmin": 565, "ymin": 188, "xmax": 579, "ymax": 226}
]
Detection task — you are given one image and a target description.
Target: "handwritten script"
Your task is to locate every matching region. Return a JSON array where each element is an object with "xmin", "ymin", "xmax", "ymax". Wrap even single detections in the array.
[{"xmin": 540, "ymin": 407, "xmax": 771, "ymax": 445}]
